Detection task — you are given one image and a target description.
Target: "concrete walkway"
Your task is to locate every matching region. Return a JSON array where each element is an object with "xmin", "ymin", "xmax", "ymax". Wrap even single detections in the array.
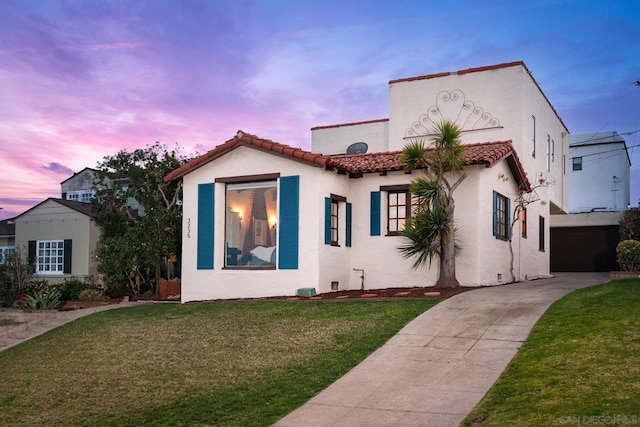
[
  {"xmin": 0, "ymin": 301, "xmax": 141, "ymax": 353},
  {"xmin": 275, "ymin": 272, "xmax": 610, "ymax": 427}
]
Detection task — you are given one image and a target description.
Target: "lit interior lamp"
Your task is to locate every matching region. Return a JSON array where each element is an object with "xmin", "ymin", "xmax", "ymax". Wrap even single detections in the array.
[{"xmin": 269, "ymin": 215, "xmax": 277, "ymax": 229}]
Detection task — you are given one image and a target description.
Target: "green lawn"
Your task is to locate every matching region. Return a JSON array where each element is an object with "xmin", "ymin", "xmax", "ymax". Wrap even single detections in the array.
[
  {"xmin": 0, "ymin": 299, "xmax": 438, "ymax": 426},
  {"xmin": 464, "ymin": 278, "xmax": 640, "ymax": 427}
]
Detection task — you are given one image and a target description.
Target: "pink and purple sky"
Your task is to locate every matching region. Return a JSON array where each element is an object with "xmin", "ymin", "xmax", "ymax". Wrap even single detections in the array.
[{"xmin": 1, "ymin": 0, "xmax": 639, "ymax": 220}]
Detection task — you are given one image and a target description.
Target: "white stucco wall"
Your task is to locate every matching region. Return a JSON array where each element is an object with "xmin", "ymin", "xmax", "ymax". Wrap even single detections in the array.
[
  {"xmin": 311, "ymin": 119, "xmax": 390, "ymax": 155},
  {"xmin": 180, "ymin": 145, "xmax": 359, "ymax": 302},
  {"xmin": 568, "ymin": 138, "xmax": 631, "ymax": 212},
  {"xmin": 389, "ymin": 65, "xmax": 568, "ymax": 212},
  {"xmin": 550, "ymin": 211, "xmax": 624, "ymax": 227}
]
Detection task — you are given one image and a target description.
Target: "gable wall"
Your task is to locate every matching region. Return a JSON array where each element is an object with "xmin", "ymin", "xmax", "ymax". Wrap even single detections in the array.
[
  {"xmin": 180, "ymin": 146, "xmax": 352, "ymax": 301},
  {"xmin": 14, "ymin": 200, "xmax": 99, "ymax": 283},
  {"xmin": 311, "ymin": 120, "xmax": 390, "ymax": 155},
  {"xmin": 568, "ymin": 141, "xmax": 630, "ymax": 211},
  {"xmin": 61, "ymin": 168, "xmax": 97, "ymax": 194},
  {"xmin": 388, "ymin": 64, "xmax": 568, "ymax": 213}
]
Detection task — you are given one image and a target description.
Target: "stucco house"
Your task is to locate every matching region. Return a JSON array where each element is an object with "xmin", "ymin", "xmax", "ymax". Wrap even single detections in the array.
[
  {"xmin": 166, "ymin": 61, "xmax": 569, "ymax": 302},
  {"xmin": 0, "ymin": 218, "xmax": 15, "ymax": 265},
  {"xmin": 550, "ymin": 131, "xmax": 632, "ymax": 272},
  {"xmin": 13, "ymin": 198, "xmax": 100, "ymax": 284}
]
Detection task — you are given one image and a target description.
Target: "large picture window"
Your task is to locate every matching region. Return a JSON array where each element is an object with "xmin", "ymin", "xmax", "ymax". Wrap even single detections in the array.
[
  {"xmin": 37, "ymin": 240, "xmax": 64, "ymax": 274},
  {"xmin": 224, "ymin": 180, "xmax": 277, "ymax": 268}
]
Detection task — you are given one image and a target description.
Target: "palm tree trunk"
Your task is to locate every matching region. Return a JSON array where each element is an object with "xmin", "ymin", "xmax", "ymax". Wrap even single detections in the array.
[
  {"xmin": 435, "ymin": 233, "xmax": 460, "ymax": 288},
  {"xmin": 435, "ymin": 201, "xmax": 460, "ymax": 288}
]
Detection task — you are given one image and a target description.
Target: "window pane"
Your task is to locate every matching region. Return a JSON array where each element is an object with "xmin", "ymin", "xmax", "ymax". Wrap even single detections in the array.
[
  {"xmin": 225, "ymin": 181, "xmax": 277, "ymax": 267},
  {"xmin": 387, "ymin": 190, "xmax": 410, "ymax": 233}
]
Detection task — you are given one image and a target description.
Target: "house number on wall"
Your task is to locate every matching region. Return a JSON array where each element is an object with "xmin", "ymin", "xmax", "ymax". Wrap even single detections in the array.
[{"xmin": 187, "ymin": 218, "xmax": 191, "ymax": 238}]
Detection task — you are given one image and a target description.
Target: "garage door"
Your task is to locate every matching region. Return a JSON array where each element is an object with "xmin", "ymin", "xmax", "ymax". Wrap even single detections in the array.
[{"xmin": 550, "ymin": 225, "xmax": 619, "ymax": 272}]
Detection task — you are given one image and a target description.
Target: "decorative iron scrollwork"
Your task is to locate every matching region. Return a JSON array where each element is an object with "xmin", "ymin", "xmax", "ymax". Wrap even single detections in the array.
[{"xmin": 405, "ymin": 89, "xmax": 501, "ymax": 137}]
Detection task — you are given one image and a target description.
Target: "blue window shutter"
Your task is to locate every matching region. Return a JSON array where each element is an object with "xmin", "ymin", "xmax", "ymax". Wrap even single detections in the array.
[
  {"xmin": 278, "ymin": 176, "xmax": 299, "ymax": 269},
  {"xmin": 370, "ymin": 191, "xmax": 381, "ymax": 236},
  {"xmin": 324, "ymin": 197, "xmax": 332, "ymax": 245},
  {"xmin": 197, "ymin": 183, "xmax": 215, "ymax": 270},
  {"xmin": 63, "ymin": 239, "xmax": 72, "ymax": 274},
  {"xmin": 345, "ymin": 202, "xmax": 352, "ymax": 247},
  {"xmin": 492, "ymin": 191, "xmax": 498, "ymax": 236}
]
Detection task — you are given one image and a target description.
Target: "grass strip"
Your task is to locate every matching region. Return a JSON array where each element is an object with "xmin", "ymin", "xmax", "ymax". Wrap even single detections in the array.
[
  {"xmin": 0, "ymin": 299, "xmax": 437, "ymax": 426},
  {"xmin": 463, "ymin": 279, "xmax": 640, "ymax": 426}
]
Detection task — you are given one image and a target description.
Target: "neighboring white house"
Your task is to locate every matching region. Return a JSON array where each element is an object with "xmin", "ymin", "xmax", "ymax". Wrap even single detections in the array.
[
  {"xmin": 167, "ymin": 61, "xmax": 569, "ymax": 302},
  {"xmin": 550, "ymin": 132, "xmax": 631, "ymax": 272},
  {"xmin": 567, "ymin": 132, "xmax": 631, "ymax": 213}
]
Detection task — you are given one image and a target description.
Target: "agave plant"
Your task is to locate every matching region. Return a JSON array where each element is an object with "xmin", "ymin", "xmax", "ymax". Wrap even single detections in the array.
[{"xmin": 23, "ymin": 289, "xmax": 62, "ymax": 311}]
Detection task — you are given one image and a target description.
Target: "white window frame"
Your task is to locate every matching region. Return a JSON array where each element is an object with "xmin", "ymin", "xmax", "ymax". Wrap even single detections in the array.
[
  {"xmin": 36, "ymin": 240, "xmax": 65, "ymax": 274},
  {"xmin": 66, "ymin": 190, "xmax": 96, "ymax": 203},
  {"xmin": 0, "ymin": 247, "xmax": 15, "ymax": 265}
]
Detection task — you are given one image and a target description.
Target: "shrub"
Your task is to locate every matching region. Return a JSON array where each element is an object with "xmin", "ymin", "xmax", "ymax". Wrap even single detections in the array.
[
  {"xmin": 22, "ymin": 279, "xmax": 50, "ymax": 296},
  {"xmin": 2, "ymin": 248, "xmax": 37, "ymax": 299},
  {"xmin": 619, "ymin": 208, "xmax": 640, "ymax": 241},
  {"xmin": 78, "ymin": 289, "xmax": 109, "ymax": 302},
  {"xmin": 57, "ymin": 278, "xmax": 94, "ymax": 301},
  {"xmin": 0, "ymin": 264, "xmax": 11, "ymax": 306},
  {"xmin": 21, "ymin": 289, "xmax": 62, "ymax": 311},
  {"xmin": 616, "ymin": 240, "xmax": 640, "ymax": 271}
]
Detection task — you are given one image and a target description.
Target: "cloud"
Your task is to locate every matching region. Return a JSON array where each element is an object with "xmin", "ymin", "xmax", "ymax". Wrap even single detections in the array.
[{"xmin": 41, "ymin": 162, "xmax": 74, "ymax": 176}]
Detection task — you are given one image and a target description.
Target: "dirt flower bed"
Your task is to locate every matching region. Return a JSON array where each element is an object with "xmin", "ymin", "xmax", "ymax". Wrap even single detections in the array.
[{"xmin": 237, "ymin": 286, "xmax": 481, "ymax": 302}]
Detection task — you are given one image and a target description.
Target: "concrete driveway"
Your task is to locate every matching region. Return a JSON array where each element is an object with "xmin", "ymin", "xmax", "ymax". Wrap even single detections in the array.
[{"xmin": 275, "ymin": 273, "xmax": 610, "ymax": 427}]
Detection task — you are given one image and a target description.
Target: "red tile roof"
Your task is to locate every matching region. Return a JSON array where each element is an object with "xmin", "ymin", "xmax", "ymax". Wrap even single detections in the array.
[
  {"xmin": 164, "ymin": 132, "xmax": 531, "ymax": 191},
  {"xmin": 164, "ymin": 130, "xmax": 331, "ymax": 182},
  {"xmin": 326, "ymin": 140, "xmax": 531, "ymax": 191}
]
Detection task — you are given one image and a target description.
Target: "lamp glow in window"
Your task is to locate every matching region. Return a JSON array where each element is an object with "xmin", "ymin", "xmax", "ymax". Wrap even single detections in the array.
[{"xmin": 225, "ymin": 180, "xmax": 277, "ymax": 268}]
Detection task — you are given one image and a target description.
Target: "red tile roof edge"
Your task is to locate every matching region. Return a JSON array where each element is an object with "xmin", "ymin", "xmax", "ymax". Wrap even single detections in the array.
[
  {"xmin": 310, "ymin": 118, "xmax": 389, "ymax": 131},
  {"xmin": 164, "ymin": 131, "xmax": 330, "ymax": 182},
  {"xmin": 388, "ymin": 61, "xmax": 525, "ymax": 84},
  {"xmin": 325, "ymin": 140, "xmax": 532, "ymax": 191},
  {"xmin": 165, "ymin": 134, "xmax": 532, "ymax": 191}
]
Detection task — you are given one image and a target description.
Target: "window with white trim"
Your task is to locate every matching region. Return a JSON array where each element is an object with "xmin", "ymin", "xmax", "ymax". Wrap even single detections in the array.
[
  {"xmin": 572, "ymin": 157, "xmax": 582, "ymax": 171},
  {"xmin": 37, "ymin": 240, "xmax": 64, "ymax": 274},
  {"xmin": 66, "ymin": 190, "xmax": 96, "ymax": 203},
  {"xmin": 0, "ymin": 247, "xmax": 15, "ymax": 265}
]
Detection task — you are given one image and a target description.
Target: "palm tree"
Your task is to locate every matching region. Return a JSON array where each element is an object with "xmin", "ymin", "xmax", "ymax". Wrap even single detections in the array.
[{"xmin": 399, "ymin": 120, "xmax": 466, "ymax": 288}]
